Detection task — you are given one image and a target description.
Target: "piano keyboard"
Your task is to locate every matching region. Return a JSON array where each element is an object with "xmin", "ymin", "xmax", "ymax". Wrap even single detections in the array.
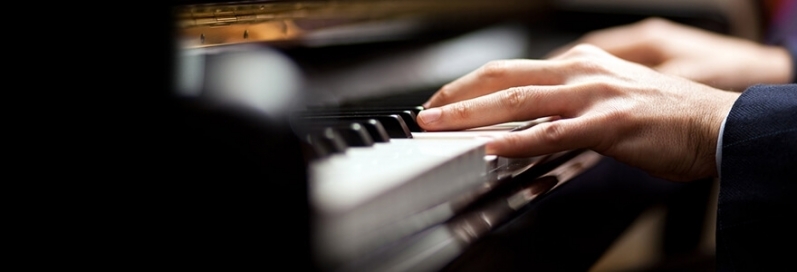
[
  {"xmin": 172, "ymin": 40, "xmax": 600, "ymax": 272},
  {"xmin": 291, "ymin": 103, "xmax": 558, "ymax": 269},
  {"xmin": 169, "ymin": 5, "xmax": 617, "ymax": 269}
]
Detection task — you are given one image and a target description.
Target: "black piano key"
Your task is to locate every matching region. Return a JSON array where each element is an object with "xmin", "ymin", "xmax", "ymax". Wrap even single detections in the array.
[
  {"xmin": 306, "ymin": 128, "xmax": 349, "ymax": 158},
  {"xmin": 297, "ymin": 118, "xmax": 389, "ymax": 143},
  {"xmin": 396, "ymin": 110, "xmax": 421, "ymax": 132},
  {"xmin": 294, "ymin": 120, "xmax": 371, "ymax": 147},
  {"xmin": 361, "ymin": 119, "xmax": 391, "ymax": 143},
  {"xmin": 339, "ymin": 123, "xmax": 375, "ymax": 147},
  {"xmin": 296, "ymin": 108, "xmax": 423, "ymax": 132},
  {"xmin": 407, "ymin": 106, "xmax": 424, "ymax": 116},
  {"xmin": 316, "ymin": 123, "xmax": 375, "ymax": 147},
  {"xmin": 298, "ymin": 114, "xmax": 413, "ymax": 139}
]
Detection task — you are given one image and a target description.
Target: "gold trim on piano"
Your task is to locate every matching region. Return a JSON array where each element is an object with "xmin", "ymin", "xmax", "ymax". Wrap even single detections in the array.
[{"xmin": 173, "ymin": 0, "xmax": 547, "ymax": 48}]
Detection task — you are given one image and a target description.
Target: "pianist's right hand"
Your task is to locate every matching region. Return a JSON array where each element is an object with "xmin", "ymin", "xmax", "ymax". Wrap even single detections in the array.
[{"xmin": 418, "ymin": 44, "xmax": 741, "ymax": 182}]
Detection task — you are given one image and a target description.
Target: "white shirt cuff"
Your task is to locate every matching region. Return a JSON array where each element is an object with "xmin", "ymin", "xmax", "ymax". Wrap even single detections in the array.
[{"xmin": 716, "ymin": 114, "xmax": 729, "ymax": 178}]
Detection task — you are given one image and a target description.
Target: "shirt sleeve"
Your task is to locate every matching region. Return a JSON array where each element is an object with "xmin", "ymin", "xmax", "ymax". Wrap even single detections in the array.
[{"xmin": 715, "ymin": 113, "xmax": 728, "ymax": 177}]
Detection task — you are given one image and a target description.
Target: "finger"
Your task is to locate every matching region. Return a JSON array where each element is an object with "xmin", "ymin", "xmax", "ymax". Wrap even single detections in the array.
[
  {"xmin": 654, "ymin": 61, "xmax": 733, "ymax": 90},
  {"xmin": 547, "ymin": 25, "xmax": 664, "ymax": 65},
  {"xmin": 654, "ymin": 61, "xmax": 705, "ymax": 80},
  {"xmin": 550, "ymin": 38, "xmax": 662, "ymax": 66},
  {"xmin": 418, "ymin": 84, "xmax": 589, "ymax": 131},
  {"xmin": 485, "ymin": 117, "xmax": 601, "ymax": 158},
  {"xmin": 589, "ymin": 41, "xmax": 664, "ymax": 66},
  {"xmin": 423, "ymin": 59, "xmax": 566, "ymax": 108}
]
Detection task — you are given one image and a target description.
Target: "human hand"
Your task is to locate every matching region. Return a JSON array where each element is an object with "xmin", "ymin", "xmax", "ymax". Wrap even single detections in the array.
[
  {"xmin": 547, "ymin": 17, "xmax": 793, "ymax": 91},
  {"xmin": 419, "ymin": 44, "xmax": 741, "ymax": 181}
]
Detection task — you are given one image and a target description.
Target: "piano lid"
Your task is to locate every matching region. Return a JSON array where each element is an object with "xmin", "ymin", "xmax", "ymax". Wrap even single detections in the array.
[{"xmin": 172, "ymin": 0, "xmax": 553, "ymax": 49}]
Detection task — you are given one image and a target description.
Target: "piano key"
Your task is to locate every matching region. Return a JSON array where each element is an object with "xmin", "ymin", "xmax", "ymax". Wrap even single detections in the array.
[
  {"xmin": 332, "ymin": 105, "xmax": 425, "ymax": 116},
  {"xmin": 310, "ymin": 137, "xmax": 493, "ymax": 266},
  {"xmin": 299, "ymin": 114, "xmax": 413, "ymax": 139},
  {"xmin": 360, "ymin": 119, "xmax": 391, "ymax": 143},
  {"xmin": 309, "ymin": 118, "xmax": 563, "ymax": 268},
  {"xmin": 353, "ymin": 109, "xmax": 421, "ymax": 132},
  {"xmin": 293, "ymin": 83, "xmax": 562, "ymax": 266},
  {"xmin": 508, "ymin": 116, "xmax": 560, "ymax": 132},
  {"xmin": 294, "ymin": 117, "xmax": 391, "ymax": 143},
  {"xmin": 306, "ymin": 127, "xmax": 349, "ymax": 158},
  {"xmin": 338, "ymin": 105, "xmax": 425, "ymax": 116},
  {"xmin": 395, "ymin": 110, "xmax": 421, "ymax": 132},
  {"xmin": 331, "ymin": 123, "xmax": 375, "ymax": 147},
  {"xmin": 296, "ymin": 108, "xmax": 423, "ymax": 132},
  {"xmin": 301, "ymin": 121, "xmax": 376, "ymax": 147},
  {"xmin": 341, "ymin": 151, "xmax": 603, "ymax": 272}
]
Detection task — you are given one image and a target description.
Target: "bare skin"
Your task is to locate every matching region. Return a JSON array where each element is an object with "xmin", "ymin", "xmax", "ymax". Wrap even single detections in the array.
[
  {"xmin": 546, "ymin": 18, "xmax": 793, "ymax": 91},
  {"xmin": 419, "ymin": 44, "xmax": 741, "ymax": 182}
]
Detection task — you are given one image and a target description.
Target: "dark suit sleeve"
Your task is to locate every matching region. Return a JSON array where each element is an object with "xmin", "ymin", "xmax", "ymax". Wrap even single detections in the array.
[{"xmin": 716, "ymin": 84, "xmax": 797, "ymax": 271}]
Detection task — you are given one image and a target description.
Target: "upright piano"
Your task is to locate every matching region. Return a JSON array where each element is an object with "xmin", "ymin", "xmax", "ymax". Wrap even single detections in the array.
[{"xmin": 164, "ymin": 0, "xmax": 731, "ymax": 271}]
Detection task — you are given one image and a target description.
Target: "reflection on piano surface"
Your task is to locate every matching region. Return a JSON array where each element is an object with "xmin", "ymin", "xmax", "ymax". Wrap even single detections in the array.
[{"xmin": 168, "ymin": 1, "xmax": 728, "ymax": 271}]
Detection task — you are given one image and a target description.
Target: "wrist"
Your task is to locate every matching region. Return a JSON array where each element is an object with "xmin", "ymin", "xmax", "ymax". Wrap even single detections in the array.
[{"xmin": 692, "ymin": 89, "xmax": 741, "ymax": 179}]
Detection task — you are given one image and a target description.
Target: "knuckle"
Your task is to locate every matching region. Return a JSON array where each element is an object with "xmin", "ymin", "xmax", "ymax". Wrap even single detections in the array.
[
  {"xmin": 603, "ymin": 106, "xmax": 632, "ymax": 124},
  {"xmin": 586, "ymin": 80, "xmax": 616, "ymax": 94},
  {"xmin": 562, "ymin": 57, "xmax": 605, "ymax": 74},
  {"xmin": 540, "ymin": 122, "xmax": 566, "ymax": 146},
  {"xmin": 569, "ymin": 43, "xmax": 599, "ymax": 55},
  {"xmin": 556, "ymin": 43, "xmax": 603, "ymax": 61},
  {"xmin": 450, "ymin": 102, "xmax": 471, "ymax": 120},
  {"xmin": 637, "ymin": 18, "xmax": 669, "ymax": 41},
  {"xmin": 559, "ymin": 58, "xmax": 579, "ymax": 70},
  {"xmin": 501, "ymin": 87, "xmax": 525, "ymax": 110},
  {"xmin": 478, "ymin": 61, "xmax": 509, "ymax": 79},
  {"xmin": 639, "ymin": 17, "xmax": 668, "ymax": 30}
]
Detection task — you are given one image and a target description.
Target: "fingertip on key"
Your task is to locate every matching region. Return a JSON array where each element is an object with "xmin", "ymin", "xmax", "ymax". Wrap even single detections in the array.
[
  {"xmin": 417, "ymin": 107, "xmax": 441, "ymax": 125},
  {"xmin": 484, "ymin": 142, "xmax": 499, "ymax": 156}
]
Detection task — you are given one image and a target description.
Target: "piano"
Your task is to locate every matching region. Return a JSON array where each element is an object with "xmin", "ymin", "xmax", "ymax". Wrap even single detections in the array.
[{"xmin": 163, "ymin": 0, "xmax": 733, "ymax": 271}]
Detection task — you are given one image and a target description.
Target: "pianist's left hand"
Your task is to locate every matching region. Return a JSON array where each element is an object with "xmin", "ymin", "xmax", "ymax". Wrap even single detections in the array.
[
  {"xmin": 418, "ymin": 44, "xmax": 741, "ymax": 182},
  {"xmin": 545, "ymin": 17, "xmax": 793, "ymax": 92}
]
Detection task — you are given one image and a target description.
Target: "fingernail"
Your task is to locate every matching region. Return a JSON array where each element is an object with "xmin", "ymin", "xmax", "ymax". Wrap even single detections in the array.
[
  {"xmin": 422, "ymin": 101, "xmax": 430, "ymax": 108},
  {"xmin": 418, "ymin": 108, "xmax": 441, "ymax": 124},
  {"xmin": 484, "ymin": 143, "xmax": 497, "ymax": 155}
]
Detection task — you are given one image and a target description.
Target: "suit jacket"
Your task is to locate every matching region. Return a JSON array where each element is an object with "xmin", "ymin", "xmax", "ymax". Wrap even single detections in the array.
[{"xmin": 717, "ymin": 83, "xmax": 797, "ymax": 271}]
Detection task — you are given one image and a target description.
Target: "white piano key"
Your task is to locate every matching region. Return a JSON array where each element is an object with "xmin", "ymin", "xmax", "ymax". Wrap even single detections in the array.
[
  {"xmin": 310, "ymin": 137, "xmax": 493, "ymax": 267},
  {"xmin": 310, "ymin": 138, "xmax": 490, "ymax": 214},
  {"xmin": 308, "ymin": 118, "xmax": 558, "ymax": 268}
]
